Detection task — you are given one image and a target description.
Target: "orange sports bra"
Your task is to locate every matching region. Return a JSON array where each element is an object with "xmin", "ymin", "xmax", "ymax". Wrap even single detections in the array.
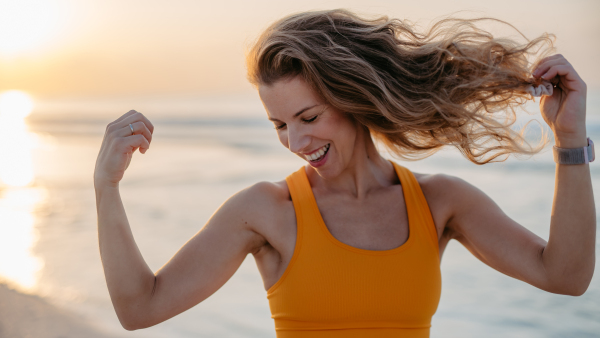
[{"xmin": 267, "ymin": 162, "xmax": 442, "ymax": 338}]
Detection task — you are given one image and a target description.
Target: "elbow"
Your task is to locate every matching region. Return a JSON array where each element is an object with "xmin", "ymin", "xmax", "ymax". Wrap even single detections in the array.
[
  {"xmin": 118, "ymin": 313, "xmax": 154, "ymax": 331},
  {"xmin": 546, "ymin": 282, "xmax": 588, "ymax": 297},
  {"xmin": 551, "ymin": 270, "xmax": 594, "ymax": 297},
  {"xmin": 563, "ymin": 279, "xmax": 592, "ymax": 297},
  {"xmin": 121, "ymin": 321, "xmax": 139, "ymax": 332},
  {"xmin": 117, "ymin": 312, "xmax": 144, "ymax": 331},
  {"xmin": 113, "ymin": 277, "xmax": 160, "ymax": 330},
  {"xmin": 544, "ymin": 254, "xmax": 595, "ymax": 297},
  {"xmin": 114, "ymin": 303, "xmax": 156, "ymax": 331},
  {"xmin": 569, "ymin": 264, "xmax": 595, "ymax": 296},
  {"xmin": 559, "ymin": 286, "xmax": 588, "ymax": 297}
]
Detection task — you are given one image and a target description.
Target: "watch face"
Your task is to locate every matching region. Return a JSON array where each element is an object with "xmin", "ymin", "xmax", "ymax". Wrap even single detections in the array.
[{"xmin": 588, "ymin": 138, "xmax": 595, "ymax": 162}]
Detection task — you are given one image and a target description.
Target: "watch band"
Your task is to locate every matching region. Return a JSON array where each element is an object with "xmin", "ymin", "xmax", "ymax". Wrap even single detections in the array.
[{"xmin": 553, "ymin": 137, "xmax": 595, "ymax": 164}]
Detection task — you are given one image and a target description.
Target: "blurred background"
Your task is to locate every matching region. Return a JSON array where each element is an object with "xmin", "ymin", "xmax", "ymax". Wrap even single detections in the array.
[{"xmin": 0, "ymin": 0, "xmax": 599, "ymax": 337}]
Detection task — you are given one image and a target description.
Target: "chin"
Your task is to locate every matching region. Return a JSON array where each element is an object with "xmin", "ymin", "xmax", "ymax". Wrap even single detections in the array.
[{"xmin": 307, "ymin": 148, "xmax": 350, "ymax": 180}]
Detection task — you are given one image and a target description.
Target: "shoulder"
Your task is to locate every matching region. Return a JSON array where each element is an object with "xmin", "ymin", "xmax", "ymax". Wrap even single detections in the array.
[
  {"xmin": 240, "ymin": 180, "xmax": 291, "ymax": 206},
  {"xmin": 412, "ymin": 171, "xmax": 484, "ymax": 239},
  {"xmin": 222, "ymin": 180, "xmax": 291, "ymax": 219},
  {"xmin": 413, "ymin": 171, "xmax": 476, "ymax": 200},
  {"xmin": 207, "ymin": 179, "xmax": 293, "ymax": 254},
  {"xmin": 420, "ymin": 172, "xmax": 493, "ymax": 213},
  {"xmin": 223, "ymin": 179, "xmax": 293, "ymax": 234}
]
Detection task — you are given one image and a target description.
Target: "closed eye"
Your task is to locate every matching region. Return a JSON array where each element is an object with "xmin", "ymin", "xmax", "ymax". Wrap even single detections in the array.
[
  {"xmin": 273, "ymin": 110, "xmax": 321, "ymax": 130},
  {"xmin": 303, "ymin": 115, "xmax": 317, "ymax": 123}
]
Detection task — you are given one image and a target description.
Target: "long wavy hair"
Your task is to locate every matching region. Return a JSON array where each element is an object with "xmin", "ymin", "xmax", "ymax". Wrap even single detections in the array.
[{"xmin": 246, "ymin": 9, "xmax": 554, "ymax": 164}]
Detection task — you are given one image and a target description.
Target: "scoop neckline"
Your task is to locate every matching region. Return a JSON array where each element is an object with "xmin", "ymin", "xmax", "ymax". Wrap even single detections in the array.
[{"xmin": 301, "ymin": 161, "xmax": 415, "ymax": 256}]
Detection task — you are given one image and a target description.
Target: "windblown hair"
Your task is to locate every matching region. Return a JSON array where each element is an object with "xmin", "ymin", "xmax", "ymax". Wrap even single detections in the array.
[{"xmin": 246, "ymin": 9, "xmax": 554, "ymax": 164}]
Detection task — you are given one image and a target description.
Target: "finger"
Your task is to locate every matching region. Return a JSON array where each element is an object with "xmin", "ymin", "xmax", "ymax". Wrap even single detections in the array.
[
  {"xmin": 108, "ymin": 113, "xmax": 155, "ymax": 144},
  {"xmin": 105, "ymin": 110, "xmax": 139, "ymax": 135},
  {"xmin": 543, "ymin": 53, "xmax": 565, "ymax": 62},
  {"xmin": 105, "ymin": 110, "xmax": 139, "ymax": 133},
  {"xmin": 113, "ymin": 110, "xmax": 140, "ymax": 125},
  {"xmin": 533, "ymin": 56, "xmax": 569, "ymax": 78},
  {"xmin": 117, "ymin": 134, "xmax": 150, "ymax": 155},
  {"xmin": 106, "ymin": 111, "xmax": 155, "ymax": 137},
  {"xmin": 541, "ymin": 64, "xmax": 576, "ymax": 81},
  {"xmin": 540, "ymin": 65, "xmax": 585, "ymax": 91},
  {"xmin": 118, "ymin": 121, "xmax": 153, "ymax": 145},
  {"xmin": 128, "ymin": 133, "xmax": 150, "ymax": 154},
  {"xmin": 119, "ymin": 111, "xmax": 155, "ymax": 134}
]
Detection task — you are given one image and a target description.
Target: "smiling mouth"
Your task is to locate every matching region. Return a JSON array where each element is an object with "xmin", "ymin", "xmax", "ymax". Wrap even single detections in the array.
[{"xmin": 305, "ymin": 144, "xmax": 330, "ymax": 162}]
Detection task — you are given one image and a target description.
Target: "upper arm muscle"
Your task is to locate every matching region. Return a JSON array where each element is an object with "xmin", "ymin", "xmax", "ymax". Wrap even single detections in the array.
[
  {"xmin": 138, "ymin": 183, "xmax": 272, "ymax": 328},
  {"xmin": 446, "ymin": 176, "xmax": 552, "ymax": 291}
]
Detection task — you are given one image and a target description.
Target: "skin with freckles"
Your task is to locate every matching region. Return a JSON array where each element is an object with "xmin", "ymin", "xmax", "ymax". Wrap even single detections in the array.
[{"xmin": 94, "ymin": 55, "xmax": 594, "ymax": 331}]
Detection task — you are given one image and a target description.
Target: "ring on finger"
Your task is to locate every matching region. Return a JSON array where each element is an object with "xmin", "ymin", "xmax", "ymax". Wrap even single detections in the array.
[{"xmin": 129, "ymin": 123, "xmax": 134, "ymax": 135}]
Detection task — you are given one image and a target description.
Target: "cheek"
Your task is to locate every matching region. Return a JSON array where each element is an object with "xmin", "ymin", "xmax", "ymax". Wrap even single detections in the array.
[{"xmin": 326, "ymin": 114, "xmax": 357, "ymax": 145}]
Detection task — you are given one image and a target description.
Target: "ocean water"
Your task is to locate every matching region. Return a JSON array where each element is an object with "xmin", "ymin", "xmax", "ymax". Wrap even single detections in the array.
[{"xmin": 1, "ymin": 96, "xmax": 600, "ymax": 337}]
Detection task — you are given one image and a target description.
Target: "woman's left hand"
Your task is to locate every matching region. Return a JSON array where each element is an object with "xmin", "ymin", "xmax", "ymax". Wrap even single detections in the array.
[{"xmin": 533, "ymin": 54, "xmax": 587, "ymax": 148}]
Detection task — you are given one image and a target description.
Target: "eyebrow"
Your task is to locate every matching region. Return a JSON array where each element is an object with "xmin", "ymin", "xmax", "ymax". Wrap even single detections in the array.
[{"xmin": 268, "ymin": 104, "xmax": 320, "ymax": 122}]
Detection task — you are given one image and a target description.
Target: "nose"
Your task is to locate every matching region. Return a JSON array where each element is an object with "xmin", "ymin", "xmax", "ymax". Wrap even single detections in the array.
[{"xmin": 285, "ymin": 126, "xmax": 310, "ymax": 154}]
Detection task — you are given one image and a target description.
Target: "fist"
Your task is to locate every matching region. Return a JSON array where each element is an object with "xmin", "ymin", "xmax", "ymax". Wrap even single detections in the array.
[
  {"xmin": 532, "ymin": 54, "xmax": 587, "ymax": 148},
  {"xmin": 94, "ymin": 110, "xmax": 154, "ymax": 188}
]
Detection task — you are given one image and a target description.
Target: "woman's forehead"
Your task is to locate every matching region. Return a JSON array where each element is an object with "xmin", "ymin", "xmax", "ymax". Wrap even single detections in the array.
[{"xmin": 259, "ymin": 77, "xmax": 322, "ymax": 119}]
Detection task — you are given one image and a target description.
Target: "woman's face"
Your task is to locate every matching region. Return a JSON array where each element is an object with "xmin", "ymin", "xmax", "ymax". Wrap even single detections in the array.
[{"xmin": 259, "ymin": 76, "xmax": 361, "ymax": 178}]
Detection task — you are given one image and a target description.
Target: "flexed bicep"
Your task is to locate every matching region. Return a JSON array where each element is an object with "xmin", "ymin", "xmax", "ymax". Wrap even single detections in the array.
[{"xmin": 127, "ymin": 184, "xmax": 270, "ymax": 330}]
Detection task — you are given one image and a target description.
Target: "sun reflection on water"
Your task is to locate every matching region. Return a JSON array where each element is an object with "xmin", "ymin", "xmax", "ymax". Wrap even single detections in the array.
[
  {"xmin": 0, "ymin": 188, "xmax": 46, "ymax": 290},
  {"xmin": 0, "ymin": 90, "xmax": 44, "ymax": 291}
]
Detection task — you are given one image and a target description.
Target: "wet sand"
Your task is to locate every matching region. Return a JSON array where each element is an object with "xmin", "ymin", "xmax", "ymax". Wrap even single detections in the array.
[{"xmin": 0, "ymin": 283, "xmax": 113, "ymax": 338}]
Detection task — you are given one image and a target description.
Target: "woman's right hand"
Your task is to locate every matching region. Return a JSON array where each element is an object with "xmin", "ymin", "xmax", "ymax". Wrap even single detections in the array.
[{"xmin": 94, "ymin": 110, "xmax": 154, "ymax": 189}]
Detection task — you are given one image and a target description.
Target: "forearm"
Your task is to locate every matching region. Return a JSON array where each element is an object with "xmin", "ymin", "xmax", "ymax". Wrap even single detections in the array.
[
  {"xmin": 96, "ymin": 184, "xmax": 156, "ymax": 325},
  {"xmin": 542, "ymin": 156, "xmax": 596, "ymax": 295}
]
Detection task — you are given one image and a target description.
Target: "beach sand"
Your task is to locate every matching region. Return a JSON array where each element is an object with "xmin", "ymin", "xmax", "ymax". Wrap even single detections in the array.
[{"xmin": 0, "ymin": 283, "xmax": 113, "ymax": 338}]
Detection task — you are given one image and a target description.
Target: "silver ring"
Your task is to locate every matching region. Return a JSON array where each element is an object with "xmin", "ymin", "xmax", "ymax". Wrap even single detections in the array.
[{"xmin": 129, "ymin": 123, "xmax": 134, "ymax": 135}]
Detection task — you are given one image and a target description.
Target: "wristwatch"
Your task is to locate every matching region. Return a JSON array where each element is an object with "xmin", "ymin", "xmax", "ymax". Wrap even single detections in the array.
[{"xmin": 553, "ymin": 137, "xmax": 595, "ymax": 164}]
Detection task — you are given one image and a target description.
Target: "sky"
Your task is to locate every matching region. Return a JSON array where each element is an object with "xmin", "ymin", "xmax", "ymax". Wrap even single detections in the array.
[{"xmin": 0, "ymin": 0, "xmax": 598, "ymax": 103}]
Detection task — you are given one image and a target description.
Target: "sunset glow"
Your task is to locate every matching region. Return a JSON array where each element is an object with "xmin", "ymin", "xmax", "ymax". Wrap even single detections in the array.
[
  {"xmin": 0, "ymin": 89, "xmax": 42, "ymax": 290},
  {"xmin": 0, "ymin": 0, "xmax": 65, "ymax": 57},
  {"xmin": 0, "ymin": 188, "xmax": 46, "ymax": 291},
  {"xmin": 0, "ymin": 91, "xmax": 36, "ymax": 187},
  {"xmin": 0, "ymin": 91, "xmax": 34, "ymax": 119}
]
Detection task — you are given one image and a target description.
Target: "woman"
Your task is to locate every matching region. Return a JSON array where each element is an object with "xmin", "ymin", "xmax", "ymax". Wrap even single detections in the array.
[{"xmin": 94, "ymin": 9, "xmax": 595, "ymax": 337}]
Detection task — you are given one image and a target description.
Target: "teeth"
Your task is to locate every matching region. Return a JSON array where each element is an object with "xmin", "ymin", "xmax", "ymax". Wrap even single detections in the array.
[{"xmin": 305, "ymin": 144, "xmax": 329, "ymax": 162}]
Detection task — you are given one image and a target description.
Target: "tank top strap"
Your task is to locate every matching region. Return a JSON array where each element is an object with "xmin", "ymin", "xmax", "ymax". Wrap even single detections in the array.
[
  {"xmin": 391, "ymin": 161, "xmax": 440, "ymax": 260},
  {"xmin": 285, "ymin": 167, "xmax": 322, "ymax": 237},
  {"xmin": 285, "ymin": 167, "xmax": 308, "ymax": 223}
]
